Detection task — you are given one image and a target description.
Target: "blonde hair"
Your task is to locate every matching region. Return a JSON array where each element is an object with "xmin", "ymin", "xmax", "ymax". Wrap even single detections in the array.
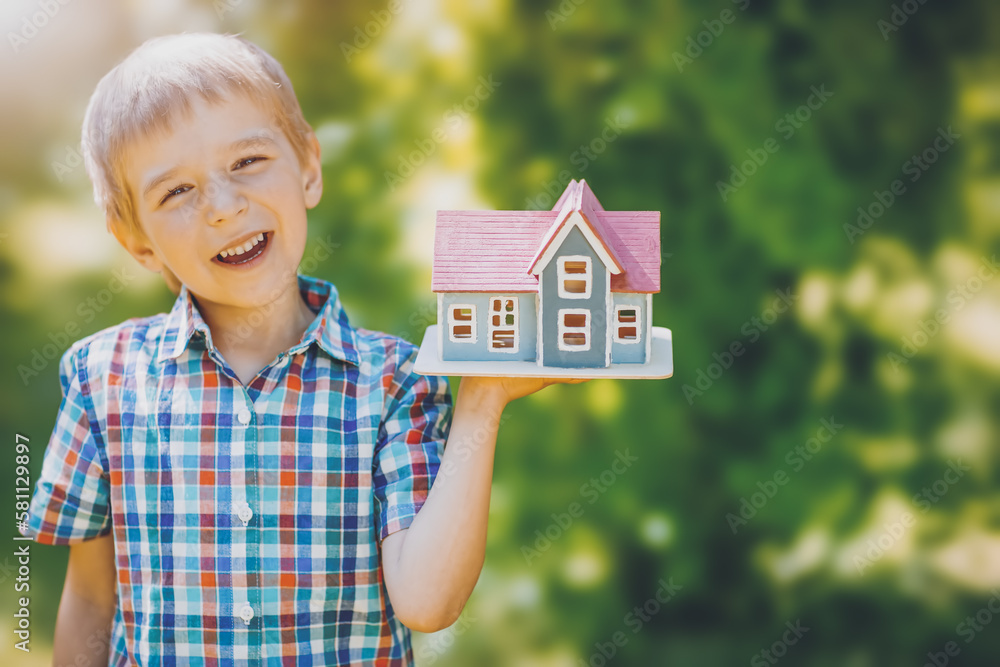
[{"xmin": 82, "ymin": 33, "xmax": 315, "ymax": 238}]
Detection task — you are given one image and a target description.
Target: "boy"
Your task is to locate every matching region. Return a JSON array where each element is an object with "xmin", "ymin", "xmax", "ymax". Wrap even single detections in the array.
[{"xmin": 22, "ymin": 33, "xmax": 574, "ymax": 666}]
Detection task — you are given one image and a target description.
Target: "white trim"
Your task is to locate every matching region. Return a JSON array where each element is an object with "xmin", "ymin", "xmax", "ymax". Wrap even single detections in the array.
[
  {"xmin": 556, "ymin": 255, "xmax": 592, "ymax": 299},
  {"xmin": 437, "ymin": 294, "xmax": 444, "ymax": 360},
  {"xmin": 605, "ymin": 271, "xmax": 612, "ymax": 367},
  {"xmin": 557, "ymin": 308, "xmax": 591, "ymax": 352},
  {"xmin": 613, "ymin": 305, "xmax": 642, "ymax": 344},
  {"xmin": 531, "ymin": 211, "xmax": 622, "ymax": 276},
  {"xmin": 537, "ymin": 282, "xmax": 545, "ymax": 366},
  {"xmin": 488, "ymin": 296, "xmax": 519, "ymax": 353},
  {"xmin": 447, "ymin": 304, "xmax": 477, "ymax": 343},
  {"xmin": 645, "ymin": 293, "xmax": 653, "ymax": 362}
]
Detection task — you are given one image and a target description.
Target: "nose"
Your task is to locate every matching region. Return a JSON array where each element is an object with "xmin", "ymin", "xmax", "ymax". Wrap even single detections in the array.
[{"xmin": 198, "ymin": 173, "xmax": 247, "ymax": 224}]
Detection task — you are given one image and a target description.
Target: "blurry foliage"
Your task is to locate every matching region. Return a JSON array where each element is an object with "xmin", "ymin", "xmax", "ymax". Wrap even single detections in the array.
[{"xmin": 1, "ymin": 0, "xmax": 999, "ymax": 665}]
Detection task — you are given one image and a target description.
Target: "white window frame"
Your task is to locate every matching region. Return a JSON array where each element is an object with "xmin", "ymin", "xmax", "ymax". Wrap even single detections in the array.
[
  {"xmin": 557, "ymin": 256, "xmax": 592, "ymax": 299},
  {"xmin": 557, "ymin": 308, "xmax": 591, "ymax": 351},
  {"xmin": 613, "ymin": 305, "xmax": 642, "ymax": 344},
  {"xmin": 447, "ymin": 304, "xmax": 477, "ymax": 343},
  {"xmin": 487, "ymin": 296, "xmax": 519, "ymax": 353}
]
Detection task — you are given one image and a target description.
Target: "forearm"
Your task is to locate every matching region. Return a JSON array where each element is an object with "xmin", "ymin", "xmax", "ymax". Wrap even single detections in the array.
[
  {"xmin": 53, "ymin": 586, "xmax": 115, "ymax": 666},
  {"xmin": 384, "ymin": 378, "xmax": 507, "ymax": 629}
]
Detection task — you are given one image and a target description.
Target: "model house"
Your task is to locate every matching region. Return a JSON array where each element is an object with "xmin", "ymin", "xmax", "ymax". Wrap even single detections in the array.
[{"xmin": 432, "ymin": 180, "xmax": 661, "ymax": 369}]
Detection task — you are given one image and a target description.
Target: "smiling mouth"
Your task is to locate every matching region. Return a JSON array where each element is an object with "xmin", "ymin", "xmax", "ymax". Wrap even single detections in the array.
[{"xmin": 216, "ymin": 232, "xmax": 270, "ymax": 265}]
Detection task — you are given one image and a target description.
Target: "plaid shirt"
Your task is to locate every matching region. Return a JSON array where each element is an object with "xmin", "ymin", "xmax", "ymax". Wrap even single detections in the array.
[{"xmin": 23, "ymin": 274, "xmax": 452, "ymax": 666}]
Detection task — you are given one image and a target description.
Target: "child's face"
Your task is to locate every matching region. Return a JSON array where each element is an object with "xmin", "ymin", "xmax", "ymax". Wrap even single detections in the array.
[{"xmin": 119, "ymin": 92, "xmax": 322, "ymax": 311}]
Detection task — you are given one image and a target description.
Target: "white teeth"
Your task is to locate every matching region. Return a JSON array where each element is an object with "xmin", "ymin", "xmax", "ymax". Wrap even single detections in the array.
[{"xmin": 218, "ymin": 233, "xmax": 265, "ymax": 259}]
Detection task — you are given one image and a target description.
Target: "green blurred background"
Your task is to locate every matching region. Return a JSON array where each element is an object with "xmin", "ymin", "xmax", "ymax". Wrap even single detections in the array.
[{"xmin": 2, "ymin": 0, "xmax": 998, "ymax": 665}]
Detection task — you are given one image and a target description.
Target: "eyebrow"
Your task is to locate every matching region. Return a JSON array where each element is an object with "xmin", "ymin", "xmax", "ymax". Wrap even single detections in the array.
[
  {"xmin": 142, "ymin": 168, "xmax": 180, "ymax": 200},
  {"xmin": 141, "ymin": 135, "xmax": 280, "ymax": 200},
  {"xmin": 229, "ymin": 135, "xmax": 278, "ymax": 154}
]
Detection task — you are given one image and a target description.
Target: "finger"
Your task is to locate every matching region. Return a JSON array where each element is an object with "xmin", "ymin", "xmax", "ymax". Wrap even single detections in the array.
[{"xmin": 539, "ymin": 377, "xmax": 588, "ymax": 386}]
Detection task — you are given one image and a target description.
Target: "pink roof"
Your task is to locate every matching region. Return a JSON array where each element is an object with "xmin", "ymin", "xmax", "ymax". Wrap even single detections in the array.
[
  {"xmin": 431, "ymin": 180, "xmax": 660, "ymax": 293},
  {"xmin": 527, "ymin": 178, "xmax": 624, "ymax": 276}
]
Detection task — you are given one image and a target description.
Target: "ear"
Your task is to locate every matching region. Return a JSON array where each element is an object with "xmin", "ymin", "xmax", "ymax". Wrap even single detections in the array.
[
  {"xmin": 301, "ymin": 133, "xmax": 323, "ymax": 209},
  {"xmin": 110, "ymin": 217, "xmax": 166, "ymax": 275}
]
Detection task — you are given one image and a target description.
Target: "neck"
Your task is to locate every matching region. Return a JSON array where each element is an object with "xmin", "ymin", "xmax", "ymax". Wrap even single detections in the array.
[{"xmin": 194, "ymin": 280, "xmax": 316, "ymax": 363}]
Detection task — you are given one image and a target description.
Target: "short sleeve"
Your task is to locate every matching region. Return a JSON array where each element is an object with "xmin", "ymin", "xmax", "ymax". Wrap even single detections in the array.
[
  {"xmin": 373, "ymin": 344, "xmax": 453, "ymax": 542},
  {"xmin": 20, "ymin": 345, "xmax": 111, "ymax": 544}
]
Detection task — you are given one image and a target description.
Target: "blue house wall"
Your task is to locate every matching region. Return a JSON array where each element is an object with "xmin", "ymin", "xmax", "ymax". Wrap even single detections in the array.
[
  {"xmin": 610, "ymin": 293, "xmax": 647, "ymax": 364},
  {"xmin": 439, "ymin": 292, "xmax": 537, "ymax": 361},
  {"xmin": 539, "ymin": 226, "xmax": 609, "ymax": 368}
]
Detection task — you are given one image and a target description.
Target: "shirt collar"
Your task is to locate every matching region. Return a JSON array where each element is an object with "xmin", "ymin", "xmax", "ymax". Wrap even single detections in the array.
[{"xmin": 156, "ymin": 274, "xmax": 360, "ymax": 366}]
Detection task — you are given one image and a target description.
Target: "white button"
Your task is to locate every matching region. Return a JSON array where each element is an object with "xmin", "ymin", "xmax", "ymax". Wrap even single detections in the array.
[
  {"xmin": 237, "ymin": 408, "xmax": 251, "ymax": 425},
  {"xmin": 237, "ymin": 503, "xmax": 253, "ymax": 525},
  {"xmin": 238, "ymin": 603, "xmax": 254, "ymax": 625}
]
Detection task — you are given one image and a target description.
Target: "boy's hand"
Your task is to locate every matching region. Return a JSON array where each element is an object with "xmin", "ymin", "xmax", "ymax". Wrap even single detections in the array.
[{"xmin": 459, "ymin": 375, "xmax": 588, "ymax": 409}]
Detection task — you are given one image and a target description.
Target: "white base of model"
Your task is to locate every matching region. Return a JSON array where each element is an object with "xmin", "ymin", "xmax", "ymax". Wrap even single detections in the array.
[{"xmin": 414, "ymin": 326, "xmax": 673, "ymax": 379}]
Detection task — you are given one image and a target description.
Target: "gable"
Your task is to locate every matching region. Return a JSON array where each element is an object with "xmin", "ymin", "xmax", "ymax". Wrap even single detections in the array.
[
  {"xmin": 538, "ymin": 224, "xmax": 607, "ymax": 282},
  {"xmin": 528, "ymin": 211, "xmax": 623, "ymax": 278}
]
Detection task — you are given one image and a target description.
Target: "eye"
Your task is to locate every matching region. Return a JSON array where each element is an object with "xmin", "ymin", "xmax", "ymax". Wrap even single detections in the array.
[
  {"xmin": 233, "ymin": 156, "xmax": 266, "ymax": 170},
  {"xmin": 159, "ymin": 185, "xmax": 191, "ymax": 205}
]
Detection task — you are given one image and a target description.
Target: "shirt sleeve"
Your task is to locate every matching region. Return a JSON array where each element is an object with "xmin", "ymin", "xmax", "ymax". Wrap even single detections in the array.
[
  {"xmin": 20, "ymin": 345, "xmax": 112, "ymax": 544},
  {"xmin": 372, "ymin": 341, "xmax": 453, "ymax": 542}
]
